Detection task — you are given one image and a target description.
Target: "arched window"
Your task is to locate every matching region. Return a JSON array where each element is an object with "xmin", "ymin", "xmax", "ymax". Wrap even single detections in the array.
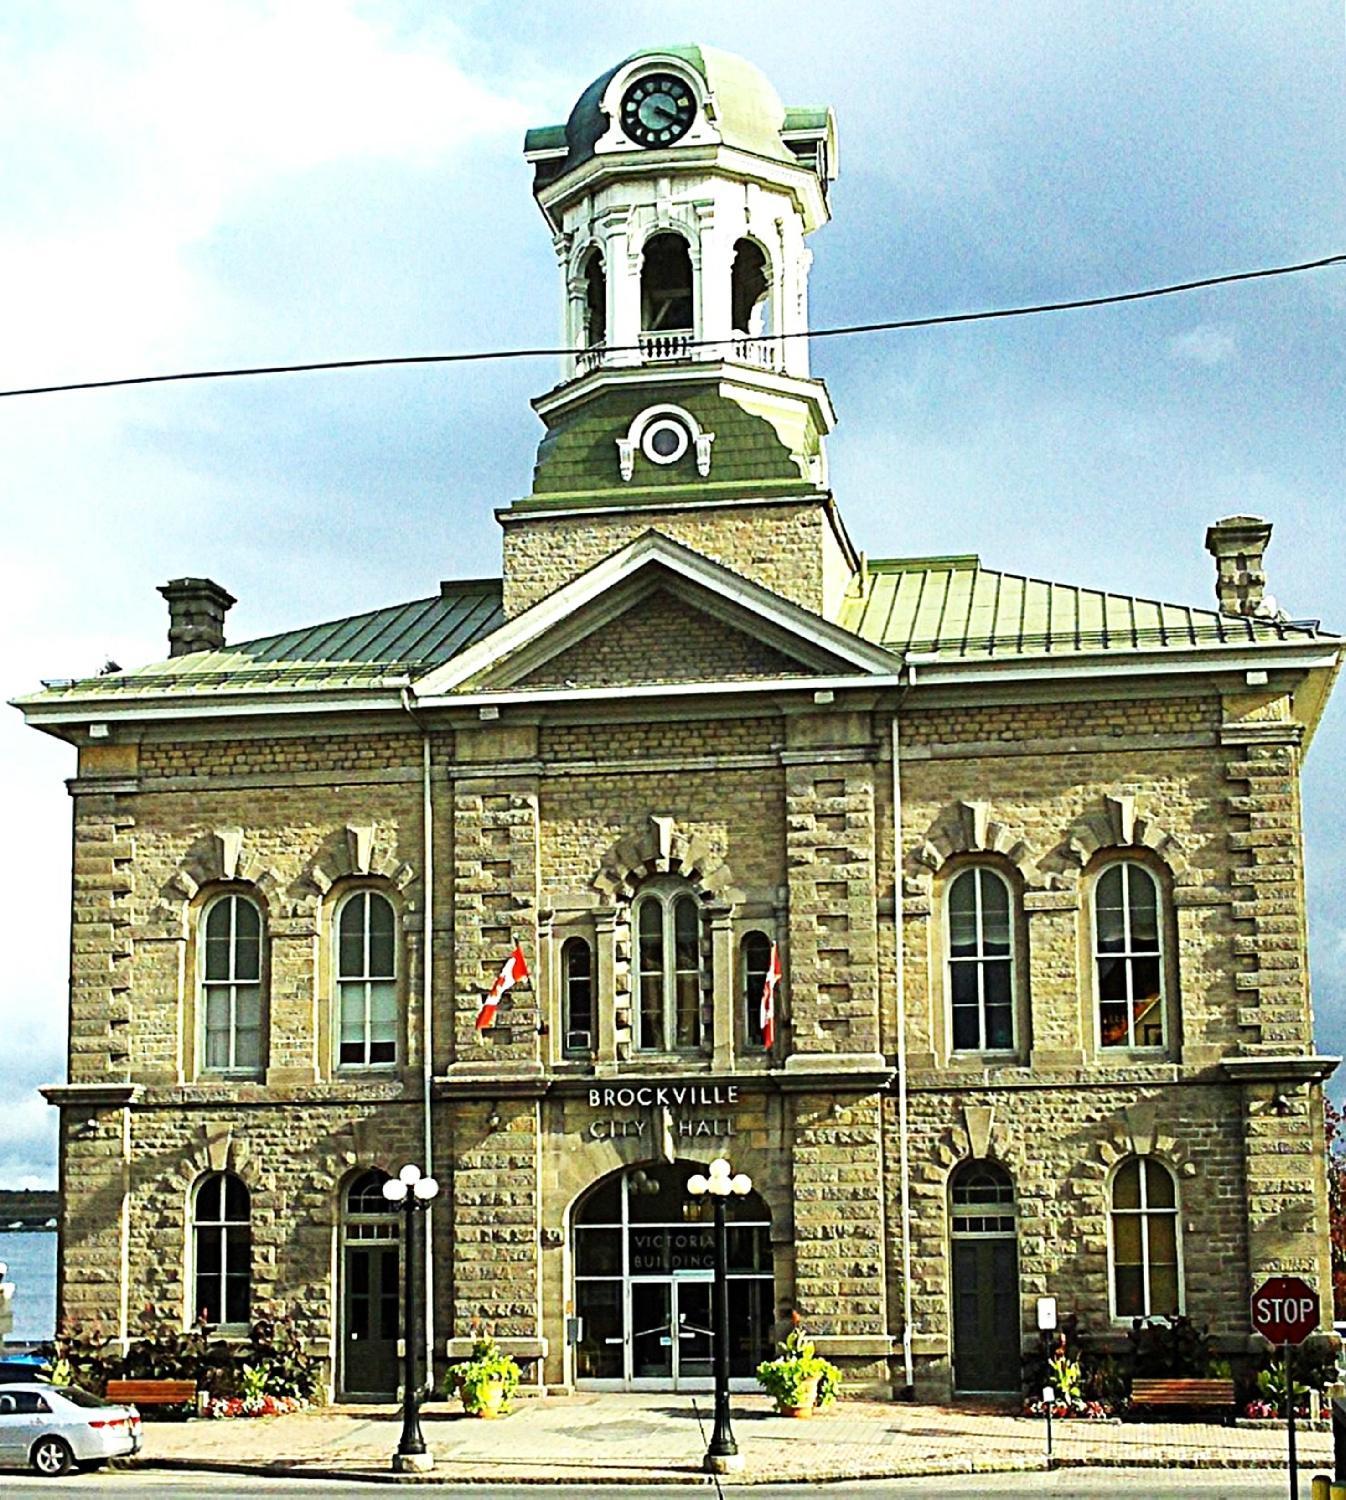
[
  {"xmin": 1110, "ymin": 1157, "xmax": 1180, "ymax": 1318},
  {"xmin": 562, "ymin": 936, "xmax": 595, "ymax": 1055},
  {"xmin": 583, "ymin": 249, "xmax": 607, "ymax": 347},
  {"xmin": 947, "ymin": 867, "xmax": 1014, "ymax": 1052},
  {"xmin": 741, "ymin": 930, "xmax": 772, "ymax": 1048},
  {"xmin": 635, "ymin": 885, "xmax": 703, "ymax": 1052},
  {"xmin": 1094, "ymin": 862, "xmax": 1164, "ymax": 1049},
  {"xmin": 200, "ymin": 894, "xmax": 264, "ymax": 1075},
  {"xmin": 337, "ymin": 891, "xmax": 397, "ymax": 1067},
  {"xmin": 640, "ymin": 233, "xmax": 694, "ymax": 333},
  {"xmin": 730, "ymin": 239, "xmax": 770, "ymax": 335},
  {"xmin": 950, "ymin": 1160, "xmax": 1016, "ymax": 1235},
  {"xmin": 192, "ymin": 1172, "xmax": 250, "ymax": 1327}
]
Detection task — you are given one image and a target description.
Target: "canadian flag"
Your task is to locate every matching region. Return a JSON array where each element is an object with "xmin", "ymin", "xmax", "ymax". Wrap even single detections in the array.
[
  {"xmin": 477, "ymin": 943, "xmax": 529, "ymax": 1030},
  {"xmin": 760, "ymin": 941, "xmax": 782, "ymax": 1050}
]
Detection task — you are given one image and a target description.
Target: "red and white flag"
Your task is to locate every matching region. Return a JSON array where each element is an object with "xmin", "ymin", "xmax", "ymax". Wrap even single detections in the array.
[
  {"xmin": 760, "ymin": 942, "xmax": 781, "ymax": 1050},
  {"xmin": 477, "ymin": 943, "xmax": 529, "ymax": 1030}
]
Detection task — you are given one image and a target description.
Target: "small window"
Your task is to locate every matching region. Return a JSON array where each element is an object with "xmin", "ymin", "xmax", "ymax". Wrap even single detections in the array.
[
  {"xmin": 562, "ymin": 936, "xmax": 595, "ymax": 1055},
  {"xmin": 1095, "ymin": 863, "xmax": 1164, "ymax": 1048},
  {"xmin": 641, "ymin": 233, "xmax": 694, "ymax": 333},
  {"xmin": 635, "ymin": 885, "xmax": 704, "ymax": 1052},
  {"xmin": 946, "ymin": 867, "xmax": 1014, "ymax": 1052},
  {"xmin": 741, "ymin": 931, "xmax": 772, "ymax": 1047},
  {"xmin": 337, "ymin": 891, "xmax": 398, "ymax": 1067},
  {"xmin": 193, "ymin": 1172, "xmax": 251, "ymax": 1327},
  {"xmin": 200, "ymin": 894, "xmax": 264, "ymax": 1075},
  {"xmin": 950, "ymin": 1160, "xmax": 1016, "ymax": 1236},
  {"xmin": 1110, "ymin": 1157, "xmax": 1180, "ymax": 1318}
]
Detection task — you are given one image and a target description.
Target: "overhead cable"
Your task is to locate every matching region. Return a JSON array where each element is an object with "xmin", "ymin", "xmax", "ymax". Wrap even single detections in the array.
[{"xmin": 1, "ymin": 252, "xmax": 1342, "ymax": 400}]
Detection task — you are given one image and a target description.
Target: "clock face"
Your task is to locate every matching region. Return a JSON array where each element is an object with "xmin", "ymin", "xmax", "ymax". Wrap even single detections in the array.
[{"xmin": 620, "ymin": 73, "xmax": 697, "ymax": 148}]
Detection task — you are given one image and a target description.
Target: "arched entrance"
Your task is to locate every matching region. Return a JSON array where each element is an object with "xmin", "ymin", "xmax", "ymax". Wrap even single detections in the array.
[
  {"xmin": 571, "ymin": 1159, "xmax": 773, "ymax": 1391},
  {"xmin": 339, "ymin": 1169, "xmax": 400, "ymax": 1399},
  {"xmin": 949, "ymin": 1159, "xmax": 1021, "ymax": 1394}
]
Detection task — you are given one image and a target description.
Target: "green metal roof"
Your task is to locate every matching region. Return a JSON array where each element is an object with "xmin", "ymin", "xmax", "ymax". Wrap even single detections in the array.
[
  {"xmin": 21, "ymin": 582, "xmax": 504, "ymax": 703},
  {"xmin": 838, "ymin": 557, "xmax": 1329, "ymax": 658}
]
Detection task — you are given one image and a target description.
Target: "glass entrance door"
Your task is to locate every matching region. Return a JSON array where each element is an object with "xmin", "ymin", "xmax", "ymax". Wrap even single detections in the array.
[{"xmin": 629, "ymin": 1275, "xmax": 713, "ymax": 1389}]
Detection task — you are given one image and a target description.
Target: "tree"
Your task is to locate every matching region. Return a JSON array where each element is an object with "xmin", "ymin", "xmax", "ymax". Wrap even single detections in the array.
[{"xmin": 1325, "ymin": 1099, "xmax": 1346, "ymax": 1320}]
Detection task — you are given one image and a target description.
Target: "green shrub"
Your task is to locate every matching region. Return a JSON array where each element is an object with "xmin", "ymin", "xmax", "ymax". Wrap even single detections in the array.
[{"xmin": 755, "ymin": 1326, "xmax": 842, "ymax": 1410}]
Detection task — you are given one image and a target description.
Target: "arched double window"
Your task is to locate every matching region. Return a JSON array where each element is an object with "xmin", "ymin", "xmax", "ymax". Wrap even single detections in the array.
[
  {"xmin": 635, "ymin": 884, "xmax": 703, "ymax": 1053},
  {"xmin": 562, "ymin": 936, "xmax": 595, "ymax": 1056},
  {"xmin": 192, "ymin": 1172, "xmax": 251, "ymax": 1327},
  {"xmin": 1110, "ymin": 1157, "xmax": 1180, "ymax": 1318},
  {"xmin": 337, "ymin": 891, "xmax": 398, "ymax": 1067},
  {"xmin": 1094, "ymin": 862, "xmax": 1164, "ymax": 1049},
  {"xmin": 946, "ymin": 867, "xmax": 1014, "ymax": 1052},
  {"xmin": 200, "ymin": 894, "xmax": 264, "ymax": 1075},
  {"xmin": 741, "ymin": 930, "xmax": 772, "ymax": 1048}
]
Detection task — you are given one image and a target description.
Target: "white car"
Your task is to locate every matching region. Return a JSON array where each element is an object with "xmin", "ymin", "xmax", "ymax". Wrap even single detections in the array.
[{"xmin": 0, "ymin": 1382, "xmax": 141, "ymax": 1476}]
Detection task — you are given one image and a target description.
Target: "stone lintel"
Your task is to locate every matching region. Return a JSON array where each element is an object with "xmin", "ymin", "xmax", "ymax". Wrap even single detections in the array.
[
  {"xmin": 1220, "ymin": 1054, "xmax": 1340, "ymax": 1084},
  {"xmin": 434, "ymin": 1065, "xmax": 548, "ymax": 1101},
  {"xmin": 40, "ymin": 1082, "xmax": 143, "ymax": 1109},
  {"xmin": 446, "ymin": 1336, "xmax": 547, "ymax": 1360},
  {"xmin": 811, "ymin": 1334, "xmax": 897, "ymax": 1358}
]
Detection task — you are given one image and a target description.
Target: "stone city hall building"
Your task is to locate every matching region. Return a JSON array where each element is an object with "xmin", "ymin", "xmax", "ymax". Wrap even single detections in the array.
[{"xmin": 17, "ymin": 46, "xmax": 1344, "ymax": 1402}]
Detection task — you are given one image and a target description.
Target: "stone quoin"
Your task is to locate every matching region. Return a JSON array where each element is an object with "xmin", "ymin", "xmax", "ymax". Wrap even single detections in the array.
[{"xmin": 15, "ymin": 43, "xmax": 1342, "ymax": 1402}]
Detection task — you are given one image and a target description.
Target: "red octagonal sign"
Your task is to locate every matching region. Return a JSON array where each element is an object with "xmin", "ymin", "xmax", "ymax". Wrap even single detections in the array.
[{"xmin": 1250, "ymin": 1275, "xmax": 1320, "ymax": 1346}]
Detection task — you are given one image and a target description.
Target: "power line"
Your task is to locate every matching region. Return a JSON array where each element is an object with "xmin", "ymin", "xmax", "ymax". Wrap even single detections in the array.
[{"xmin": 1, "ymin": 252, "xmax": 1342, "ymax": 401}]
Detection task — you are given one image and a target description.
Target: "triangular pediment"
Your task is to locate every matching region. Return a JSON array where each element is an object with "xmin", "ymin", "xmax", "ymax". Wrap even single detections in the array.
[{"xmin": 414, "ymin": 532, "xmax": 898, "ymax": 699}]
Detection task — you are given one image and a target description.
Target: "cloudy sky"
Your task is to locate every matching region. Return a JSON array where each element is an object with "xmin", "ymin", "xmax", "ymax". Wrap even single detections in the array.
[{"xmin": 2, "ymin": 0, "xmax": 1343, "ymax": 1186}]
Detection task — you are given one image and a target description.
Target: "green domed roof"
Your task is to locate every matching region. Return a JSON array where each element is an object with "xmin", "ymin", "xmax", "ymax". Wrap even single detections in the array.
[{"xmin": 548, "ymin": 45, "xmax": 798, "ymax": 174}]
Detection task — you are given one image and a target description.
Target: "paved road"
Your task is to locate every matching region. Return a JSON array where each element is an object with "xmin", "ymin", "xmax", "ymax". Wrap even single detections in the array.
[{"xmin": 0, "ymin": 1471, "xmax": 1318, "ymax": 1498}]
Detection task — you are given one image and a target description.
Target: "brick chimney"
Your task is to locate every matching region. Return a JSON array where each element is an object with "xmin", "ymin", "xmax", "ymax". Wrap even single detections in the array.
[
  {"xmin": 1204, "ymin": 515, "xmax": 1274, "ymax": 618},
  {"xmin": 157, "ymin": 578, "xmax": 236, "ymax": 657}
]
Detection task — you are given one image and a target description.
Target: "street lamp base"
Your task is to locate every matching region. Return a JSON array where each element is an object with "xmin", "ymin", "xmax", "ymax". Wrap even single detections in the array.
[
  {"xmin": 392, "ymin": 1451, "xmax": 435, "ymax": 1473},
  {"xmin": 705, "ymin": 1451, "xmax": 746, "ymax": 1474}
]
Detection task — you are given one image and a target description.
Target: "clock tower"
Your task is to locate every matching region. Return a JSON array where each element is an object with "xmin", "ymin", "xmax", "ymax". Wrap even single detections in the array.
[{"xmin": 501, "ymin": 46, "xmax": 856, "ymax": 618}]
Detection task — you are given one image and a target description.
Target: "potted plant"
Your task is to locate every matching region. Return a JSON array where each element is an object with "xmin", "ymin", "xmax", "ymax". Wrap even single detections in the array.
[
  {"xmin": 755, "ymin": 1325, "xmax": 841, "ymax": 1417},
  {"xmin": 446, "ymin": 1334, "xmax": 520, "ymax": 1418}
]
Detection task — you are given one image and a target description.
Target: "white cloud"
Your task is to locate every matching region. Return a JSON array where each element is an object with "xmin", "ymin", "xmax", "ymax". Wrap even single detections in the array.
[{"xmin": 1166, "ymin": 324, "xmax": 1238, "ymax": 367}]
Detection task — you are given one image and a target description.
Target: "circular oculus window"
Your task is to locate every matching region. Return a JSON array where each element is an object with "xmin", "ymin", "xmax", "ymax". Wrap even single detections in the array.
[{"xmin": 641, "ymin": 418, "xmax": 690, "ymax": 465}]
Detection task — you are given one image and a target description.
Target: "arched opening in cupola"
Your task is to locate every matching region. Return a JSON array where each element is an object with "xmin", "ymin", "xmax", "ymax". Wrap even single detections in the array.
[
  {"xmin": 640, "ymin": 232, "xmax": 694, "ymax": 335},
  {"xmin": 582, "ymin": 248, "xmax": 607, "ymax": 347},
  {"xmin": 730, "ymin": 238, "xmax": 771, "ymax": 337}
]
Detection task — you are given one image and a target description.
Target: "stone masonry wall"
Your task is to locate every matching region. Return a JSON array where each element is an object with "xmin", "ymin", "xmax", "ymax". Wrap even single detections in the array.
[{"xmin": 500, "ymin": 501, "xmax": 835, "ymax": 617}]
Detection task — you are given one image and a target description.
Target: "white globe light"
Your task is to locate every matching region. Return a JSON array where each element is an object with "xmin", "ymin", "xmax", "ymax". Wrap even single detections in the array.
[
  {"xmin": 687, "ymin": 1174, "xmax": 709, "ymax": 1196},
  {"xmin": 382, "ymin": 1178, "xmax": 407, "ymax": 1203},
  {"xmin": 709, "ymin": 1158, "xmax": 731, "ymax": 1179},
  {"xmin": 414, "ymin": 1176, "xmax": 440, "ymax": 1200},
  {"xmin": 730, "ymin": 1174, "xmax": 752, "ymax": 1196},
  {"xmin": 399, "ymin": 1163, "xmax": 422, "ymax": 1185}
]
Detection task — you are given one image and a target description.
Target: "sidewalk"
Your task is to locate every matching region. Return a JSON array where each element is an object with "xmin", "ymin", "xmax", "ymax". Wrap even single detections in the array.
[{"xmin": 127, "ymin": 1392, "xmax": 1331, "ymax": 1486}]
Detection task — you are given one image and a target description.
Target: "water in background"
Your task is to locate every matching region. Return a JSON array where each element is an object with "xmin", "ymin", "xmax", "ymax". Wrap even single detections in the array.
[{"xmin": 0, "ymin": 1231, "xmax": 57, "ymax": 1345}]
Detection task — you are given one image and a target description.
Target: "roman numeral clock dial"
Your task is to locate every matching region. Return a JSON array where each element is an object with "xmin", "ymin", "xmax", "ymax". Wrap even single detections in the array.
[{"xmin": 620, "ymin": 73, "xmax": 697, "ymax": 147}]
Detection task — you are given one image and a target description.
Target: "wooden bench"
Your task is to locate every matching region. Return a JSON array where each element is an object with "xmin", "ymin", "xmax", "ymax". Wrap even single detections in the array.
[
  {"xmin": 104, "ymin": 1379, "xmax": 197, "ymax": 1410},
  {"xmin": 1130, "ymin": 1378, "xmax": 1236, "ymax": 1415}
]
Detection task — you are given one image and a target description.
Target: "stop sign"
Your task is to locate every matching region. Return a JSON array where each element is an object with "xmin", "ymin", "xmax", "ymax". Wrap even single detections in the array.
[{"xmin": 1250, "ymin": 1276, "xmax": 1320, "ymax": 1346}]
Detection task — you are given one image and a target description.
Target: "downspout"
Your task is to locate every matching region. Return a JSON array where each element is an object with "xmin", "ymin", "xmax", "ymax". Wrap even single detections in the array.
[
  {"xmin": 891, "ymin": 696, "xmax": 915, "ymax": 1392},
  {"xmin": 401, "ymin": 687, "xmax": 435, "ymax": 1375}
]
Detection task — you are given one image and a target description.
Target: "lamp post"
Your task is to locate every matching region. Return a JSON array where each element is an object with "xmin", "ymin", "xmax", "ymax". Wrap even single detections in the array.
[
  {"xmin": 382, "ymin": 1164, "xmax": 440, "ymax": 1474},
  {"xmin": 687, "ymin": 1157, "xmax": 752, "ymax": 1475}
]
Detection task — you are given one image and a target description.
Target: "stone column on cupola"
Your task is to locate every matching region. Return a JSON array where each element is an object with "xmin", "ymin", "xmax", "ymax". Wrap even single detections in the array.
[
  {"xmin": 695, "ymin": 201, "xmax": 734, "ymax": 355},
  {"xmin": 605, "ymin": 206, "xmax": 642, "ymax": 367}
]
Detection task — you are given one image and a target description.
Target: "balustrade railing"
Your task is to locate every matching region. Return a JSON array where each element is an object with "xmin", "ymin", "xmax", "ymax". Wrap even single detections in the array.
[{"xmin": 571, "ymin": 332, "xmax": 783, "ymax": 373}]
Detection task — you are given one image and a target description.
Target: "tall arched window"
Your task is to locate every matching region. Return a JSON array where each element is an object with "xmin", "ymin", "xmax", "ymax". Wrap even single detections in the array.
[
  {"xmin": 562, "ymin": 936, "xmax": 595, "ymax": 1055},
  {"xmin": 640, "ymin": 233, "xmax": 694, "ymax": 333},
  {"xmin": 730, "ymin": 239, "xmax": 770, "ymax": 335},
  {"xmin": 1094, "ymin": 862, "xmax": 1164, "ymax": 1049},
  {"xmin": 200, "ymin": 894, "xmax": 264, "ymax": 1075},
  {"xmin": 583, "ymin": 249, "xmax": 607, "ymax": 347},
  {"xmin": 635, "ymin": 885, "xmax": 703, "ymax": 1052},
  {"xmin": 337, "ymin": 891, "xmax": 397, "ymax": 1067},
  {"xmin": 192, "ymin": 1172, "xmax": 251, "ymax": 1327},
  {"xmin": 1110, "ymin": 1157, "xmax": 1180, "ymax": 1318},
  {"xmin": 741, "ymin": 930, "xmax": 772, "ymax": 1048},
  {"xmin": 947, "ymin": 867, "xmax": 1014, "ymax": 1052}
]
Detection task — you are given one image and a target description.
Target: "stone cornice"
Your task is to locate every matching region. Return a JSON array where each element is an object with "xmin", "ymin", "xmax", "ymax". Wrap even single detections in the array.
[
  {"xmin": 1219, "ymin": 1054, "xmax": 1341, "ymax": 1084},
  {"xmin": 40, "ymin": 1082, "xmax": 143, "ymax": 1109}
]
